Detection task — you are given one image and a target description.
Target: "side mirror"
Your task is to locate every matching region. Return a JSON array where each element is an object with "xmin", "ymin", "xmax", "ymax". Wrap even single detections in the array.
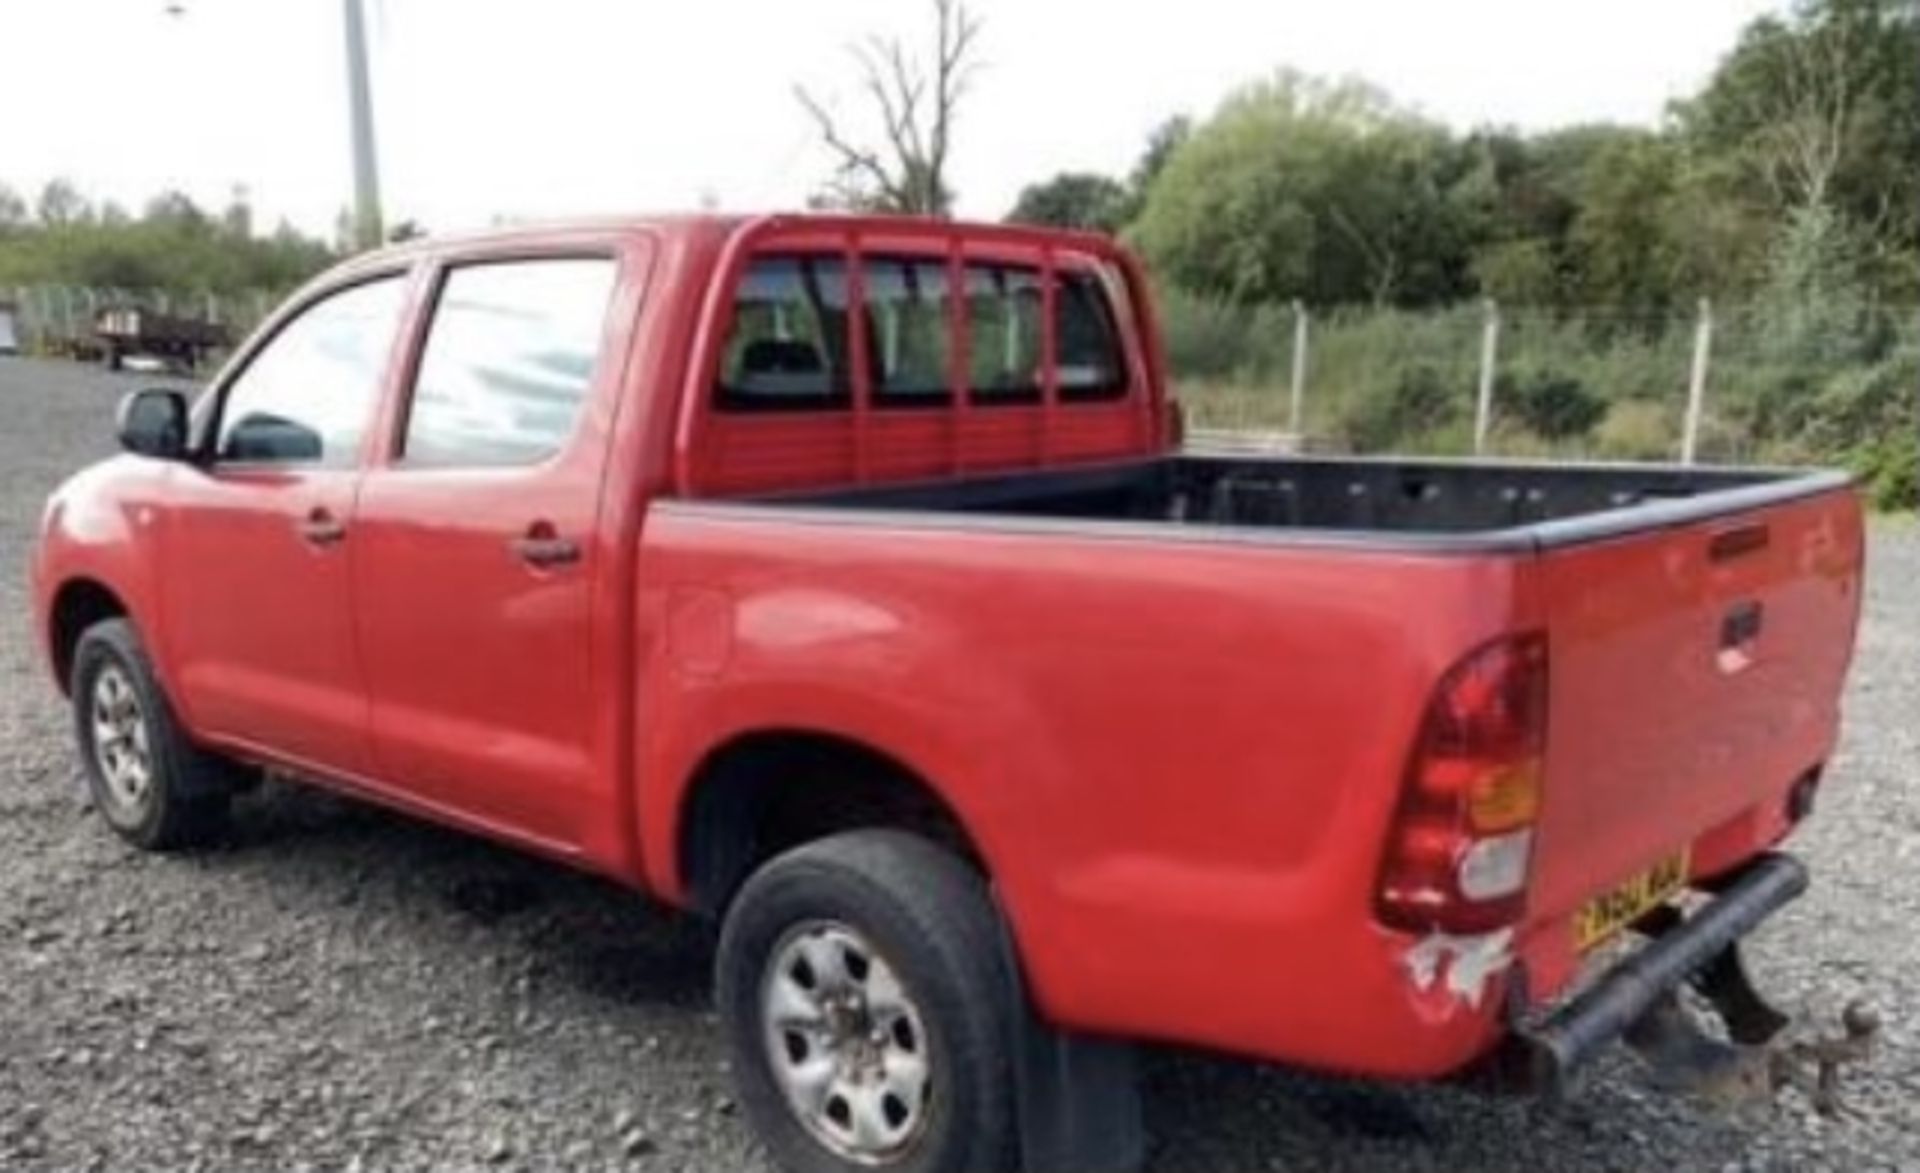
[{"xmin": 116, "ymin": 388, "xmax": 190, "ymax": 460}]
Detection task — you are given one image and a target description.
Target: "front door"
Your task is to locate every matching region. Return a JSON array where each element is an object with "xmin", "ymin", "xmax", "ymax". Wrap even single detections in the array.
[
  {"xmin": 352, "ymin": 255, "xmax": 624, "ymax": 847},
  {"xmin": 162, "ymin": 274, "xmax": 411, "ymax": 777}
]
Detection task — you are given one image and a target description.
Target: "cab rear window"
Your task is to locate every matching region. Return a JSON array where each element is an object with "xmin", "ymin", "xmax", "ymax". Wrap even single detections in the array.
[
  {"xmin": 716, "ymin": 256, "xmax": 850, "ymax": 411},
  {"xmin": 715, "ymin": 252, "xmax": 1127, "ymax": 411}
]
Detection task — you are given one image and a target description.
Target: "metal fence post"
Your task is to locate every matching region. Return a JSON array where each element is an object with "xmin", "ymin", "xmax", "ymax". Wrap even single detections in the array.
[
  {"xmin": 1288, "ymin": 299, "xmax": 1309, "ymax": 437},
  {"xmin": 1474, "ymin": 298, "xmax": 1500, "ymax": 455},
  {"xmin": 1683, "ymin": 297, "xmax": 1713, "ymax": 465}
]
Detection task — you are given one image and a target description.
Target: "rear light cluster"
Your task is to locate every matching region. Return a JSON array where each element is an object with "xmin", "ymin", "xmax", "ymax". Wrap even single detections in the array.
[{"xmin": 1376, "ymin": 632, "xmax": 1548, "ymax": 935}]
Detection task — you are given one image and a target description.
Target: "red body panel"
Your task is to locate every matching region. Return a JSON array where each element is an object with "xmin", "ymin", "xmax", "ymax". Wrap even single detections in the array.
[
  {"xmin": 158, "ymin": 465, "xmax": 370, "ymax": 776},
  {"xmin": 29, "ymin": 214, "xmax": 1864, "ymax": 1082}
]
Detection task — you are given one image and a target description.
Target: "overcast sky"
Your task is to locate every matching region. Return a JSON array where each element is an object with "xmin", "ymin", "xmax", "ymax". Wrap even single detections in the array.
[{"xmin": 4, "ymin": 0, "xmax": 1784, "ymax": 238}]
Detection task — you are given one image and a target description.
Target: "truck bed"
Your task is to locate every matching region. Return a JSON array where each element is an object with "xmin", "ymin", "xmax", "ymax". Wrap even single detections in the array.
[{"xmin": 776, "ymin": 453, "xmax": 1847, "ymax": 549}]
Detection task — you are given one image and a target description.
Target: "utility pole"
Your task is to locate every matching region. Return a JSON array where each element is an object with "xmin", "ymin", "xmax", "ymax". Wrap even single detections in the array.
[{"xmin": 343, "ymin": 0, "xmax": 383, "ymax": 249}]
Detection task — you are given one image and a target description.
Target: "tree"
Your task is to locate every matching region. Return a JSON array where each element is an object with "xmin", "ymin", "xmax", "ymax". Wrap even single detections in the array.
[
  {"xmin": 796, "ymin": 0, "xmax": 983, "ymax": 215},
  {"xmin": 1565, "ymin": 133, "xmax": 1688, "ymax": 312},
  {"xmin": 0, "ymin": 183, "xmax": 26, "ymax": 229},
  {"xmin": 35, "ymin": 178, "xmax": 91, "ymax": 227},
  {"xmin": 1006, "ymin": 173, "xmax": 1131, "ymax": 233},
  {"xmin": 1127, "ymin": 72, "xmax": 1474, "ymax": 307},
  {"xmin": 0, "ymin": 180, "xmax": 335, "ymax": 294},
  {"xmin": 1129, "ymin": 115, "xmax": 1192, "ymax": 196},
  {"xmin": 1679, "ymin": 0, "xmax": 1920, "ymax": 295}
]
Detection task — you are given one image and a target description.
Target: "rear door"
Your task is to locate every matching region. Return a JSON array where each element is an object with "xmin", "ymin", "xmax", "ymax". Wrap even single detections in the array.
[
  {"xmin": 350, "ymin": 250, "xmax": 632, "ymax": 847},
  {"xmin": 1526, "ymin": 488, "xmax": 1865, "ymax": 926},
  {"xmin": 161, "ymin": 273, "xmax": 410, "ymax": 775}
]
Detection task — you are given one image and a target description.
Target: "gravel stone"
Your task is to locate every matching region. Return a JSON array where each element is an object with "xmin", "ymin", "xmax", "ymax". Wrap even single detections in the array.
[{"xmin": 0, "ymin": 356, "xmax": 1913, "ymax": 1169}]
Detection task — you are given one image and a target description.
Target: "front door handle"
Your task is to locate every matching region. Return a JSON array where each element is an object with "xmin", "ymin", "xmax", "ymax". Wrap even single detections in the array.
[
  {"xmin": 509, "ymin": 523, "xmax": 580, "ymax": 569},
  {"xmin": 299, "ymin": 507, "xmax": 346, "ymax": 547}
]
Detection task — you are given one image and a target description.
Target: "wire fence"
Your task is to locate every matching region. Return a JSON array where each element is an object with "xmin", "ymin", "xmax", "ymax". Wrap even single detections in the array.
[{"xmin": 1170, "ymin": 296, "xmax": 1920, "ymax": 472}]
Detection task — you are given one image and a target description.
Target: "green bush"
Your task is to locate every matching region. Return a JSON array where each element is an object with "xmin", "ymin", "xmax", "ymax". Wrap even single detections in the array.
[
  {"xmin": 1153, "ymin": 285, "xmax": 1916, "ymax": 470},
  {"xmin": 1850, "ymin": 437, "xmax": 1918, "ymax": 512},
  {"xmin": 1342, "ymin": 364, "xmax": 1460, "ymax": 450},
  {"xmin": 1594, "ymin": 400, "xmax": 1677, "ymax": 461},
  {"xmin": 1155, "ymin": 287, "xmax": 1255, "ymax": 382},
  {"xmin": 1501, "ymin": 370, "xmax": 1607, "ymax": 440}
]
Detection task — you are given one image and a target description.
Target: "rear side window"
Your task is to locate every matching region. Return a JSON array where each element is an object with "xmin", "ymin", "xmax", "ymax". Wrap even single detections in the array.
[
  {"xmin": 863, "ymin": 257, "xmax": 952, "ymax": 406},
  {"xmin": 965, "ymin": 264, "xmax": 1043, "ymax": 403},
  {"xmin": 717, "ymin": 256, "xmax": 849, "ymax": 410},
  {"xmin": 402, "ymin": 257, "xmax": 617, "ymax": 467},
  {"xmin": 1055, "ymin": 270, "xmax": 1126, "ymax": 402}
]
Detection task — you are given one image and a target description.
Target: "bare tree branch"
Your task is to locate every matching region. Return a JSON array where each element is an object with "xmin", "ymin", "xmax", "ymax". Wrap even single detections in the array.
[
  {"xmin": 795, "ymin": 0, "xmax": 981, "ymax": 215},
  {"xmin": 794, "ymin": 84, "xmax": 912, "ymax": 210},
  {"xmin": 1745, "ymin": 14, "xmax": 1856, "ymax": 215}
]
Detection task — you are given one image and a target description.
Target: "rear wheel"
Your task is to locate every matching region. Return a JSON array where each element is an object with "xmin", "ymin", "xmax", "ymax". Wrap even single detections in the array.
[
  {"xmin": 716, "ymin": 831, "xmax": 1017, "ymax": 1173},
  {"xmin": 70, "ymin": 618, "xmax": 248, "ymax": 850}
]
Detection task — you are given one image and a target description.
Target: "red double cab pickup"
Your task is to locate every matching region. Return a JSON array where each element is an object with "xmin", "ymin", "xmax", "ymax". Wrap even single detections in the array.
[{"xmin": 32, "ymin": 215, "xmax": 1868, "ymax": 1172}]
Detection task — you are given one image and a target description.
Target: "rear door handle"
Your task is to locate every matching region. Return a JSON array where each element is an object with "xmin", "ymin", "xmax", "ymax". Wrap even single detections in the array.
[
  {"xmin": 299, "ymin": 508, "xmax": 346, "ymax": 547},
  {"xmin": 509, "ymin": 526, "xmax": 580, "ymax": 569}
]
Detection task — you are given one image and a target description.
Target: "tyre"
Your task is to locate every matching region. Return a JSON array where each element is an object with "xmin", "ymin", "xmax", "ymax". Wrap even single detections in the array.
[
  {"xmin": 70, "ymin": 617, "xmax": 246, "ymax": 850},
  {"xmin": 717, "ymin": 830, "xmax": 1018, "ymax": 1173}
]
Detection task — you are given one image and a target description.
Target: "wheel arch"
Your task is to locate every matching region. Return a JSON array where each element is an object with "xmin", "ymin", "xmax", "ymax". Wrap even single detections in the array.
[
  {"xmin": 47, "ymin": 576, "xmax": 131, "ymax": 695},
  {"xmin": 671, "ymin": 727, "xmax": 998, "ymax": 920}
]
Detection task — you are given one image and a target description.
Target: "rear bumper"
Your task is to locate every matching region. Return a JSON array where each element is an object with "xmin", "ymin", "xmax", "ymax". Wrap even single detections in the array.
[{"xmin": 1505, "ymin": 852, "xmax": 1807, "ymax": 1094}]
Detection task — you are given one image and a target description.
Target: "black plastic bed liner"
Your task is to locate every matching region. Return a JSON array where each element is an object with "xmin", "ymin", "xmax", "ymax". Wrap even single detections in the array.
[{"xmin": 778, "ymin": 454, "xmax": 1846, "ymax": 545}]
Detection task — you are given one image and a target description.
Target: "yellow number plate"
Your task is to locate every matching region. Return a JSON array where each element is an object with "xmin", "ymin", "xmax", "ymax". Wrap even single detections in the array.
[{"xmin": 1574, "ymin": 850, "xmax": 1691, "ymax": 951}]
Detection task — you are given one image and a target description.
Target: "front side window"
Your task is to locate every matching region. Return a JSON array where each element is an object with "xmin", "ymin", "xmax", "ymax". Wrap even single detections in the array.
[
  {"xmin": 215, "ymin": 275, "xmax": 406, "ymax": 466},
  {"xmin": 402, "ymin": 258, "xmax": 617, "ymax": 467},
  {"xmin": 717, "ymin": 255, "xmax": 849, "ymax": 410}
]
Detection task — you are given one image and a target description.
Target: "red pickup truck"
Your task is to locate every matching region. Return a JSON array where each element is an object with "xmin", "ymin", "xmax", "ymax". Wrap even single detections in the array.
[{"xmin": 33, "ymin": 215, "xmax": 1866, "ymax": 1172}]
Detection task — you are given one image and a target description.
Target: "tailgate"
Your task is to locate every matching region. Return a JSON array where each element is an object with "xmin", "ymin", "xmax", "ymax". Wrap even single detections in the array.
[{"xmin": 1526, "ymin": 485, "xmax": 1864, "ymax": 925}]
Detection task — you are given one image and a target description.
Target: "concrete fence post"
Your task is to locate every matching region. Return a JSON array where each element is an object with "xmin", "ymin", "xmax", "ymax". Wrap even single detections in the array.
[
  {"xmin": 1288, "ymin": 299, "xmax": 1309, "ymax": 437},
  {"xmin": 1474, "ymin": 298, "xmax": 1501, "ymax": 455},
  {"xmin": 1683, "ymin": 297, "xmax": 1713, "ymax": 466}
]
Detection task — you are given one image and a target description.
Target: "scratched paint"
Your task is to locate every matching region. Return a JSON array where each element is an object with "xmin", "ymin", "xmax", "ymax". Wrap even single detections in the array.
[{"xmin": 1402, "ymin": 927, "xmax": 1516, "ymax": 1010}]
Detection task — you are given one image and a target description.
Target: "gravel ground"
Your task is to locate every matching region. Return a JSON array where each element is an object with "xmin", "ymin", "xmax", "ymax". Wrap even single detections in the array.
[{"xmin": 0, "ymin": 354, "xmax": 1914, "ymax": 1172}]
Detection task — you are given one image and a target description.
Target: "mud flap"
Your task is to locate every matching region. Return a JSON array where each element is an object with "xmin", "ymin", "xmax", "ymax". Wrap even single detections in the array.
[{"xmin": 996, "ymin": 921, "xmax": 1145, "ymax": 1173}]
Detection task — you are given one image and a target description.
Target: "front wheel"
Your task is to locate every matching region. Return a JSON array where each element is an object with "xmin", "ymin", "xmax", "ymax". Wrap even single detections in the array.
[
  {"xmin": 70, "ymin": 618, "xmax": 246, "ymax": 850},
  {"xmin": 716, "ymin": 831, "xmax": 1018, "ymax": 1173}
]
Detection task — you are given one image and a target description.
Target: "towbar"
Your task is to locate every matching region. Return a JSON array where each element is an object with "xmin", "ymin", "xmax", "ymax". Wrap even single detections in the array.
[{"xmin": 1511, "ymin": 852, "xmax": 1809, "ymax": 1096}]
